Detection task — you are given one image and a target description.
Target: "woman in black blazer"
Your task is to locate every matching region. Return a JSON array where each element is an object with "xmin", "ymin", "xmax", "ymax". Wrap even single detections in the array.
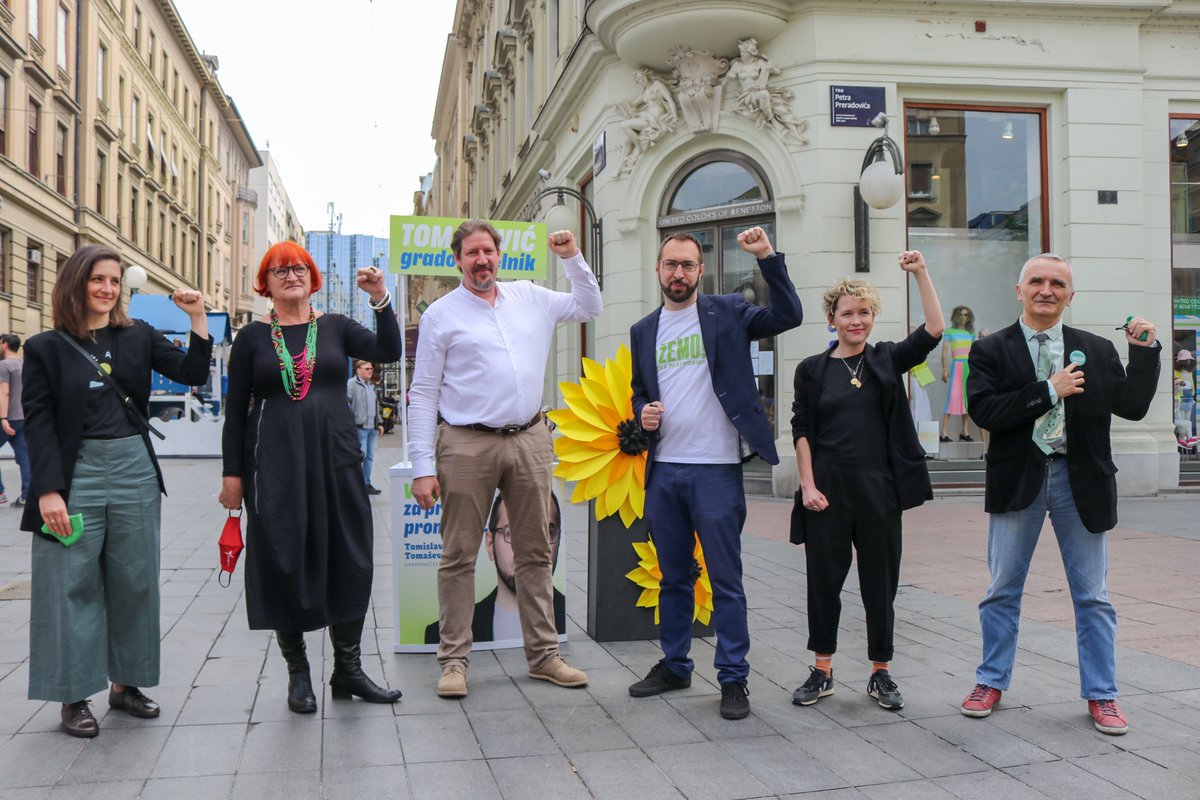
[
  {"xmin": 789, "ymin": 251, "xmax": 944, "ymax": 713},
  {"xmin": 22, "ymin": 244, "xmax": 212, "ymax": 738}
]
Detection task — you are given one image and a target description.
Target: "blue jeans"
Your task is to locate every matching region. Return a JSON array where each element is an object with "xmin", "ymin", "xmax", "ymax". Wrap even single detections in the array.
[
  {"xmin": 357, "ymin": 427, "xmax": 377, "ymax": 485},
  {"xmin": 644, "ymin": 461, "xmax": 749, "ymax": 685},
  {"xmin": 976, "ymin": 458, "xmax": 1118, "ymax": 699},
  {"xmin": 0, "ymin": 418, "xmax": 30, "ymax": 500}
]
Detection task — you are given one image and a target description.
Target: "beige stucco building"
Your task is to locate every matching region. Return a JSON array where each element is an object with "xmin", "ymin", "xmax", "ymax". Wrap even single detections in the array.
[
  {"xmin": 0, "ymin": 0, "xmax": 260, "ymax": 341},
  {"xmin": 423, "ymin": 0, "xmax": 1200, "ymax": 496}
]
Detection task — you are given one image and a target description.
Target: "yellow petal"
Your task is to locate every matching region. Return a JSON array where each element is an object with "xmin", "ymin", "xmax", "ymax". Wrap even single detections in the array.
[
  {"xmin": 618, "ymin": 501, "xmax": 637, "ymax": 528},
  {"xmin": 553, "ymin": 415, "xmax": 612, "ymax": 442},
  {"xmin": 605, "ymin": 359, "xmax": 634, "ymax": 418},
  {"xmin": 569, "ymin": 480, "xmax": 589, "ymax": 505}
]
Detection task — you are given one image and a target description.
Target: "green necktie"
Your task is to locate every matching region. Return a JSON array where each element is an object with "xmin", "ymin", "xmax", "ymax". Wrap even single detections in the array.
[{"xmin": 1033, "ymin": 333, "xmax": 1064, "ymax": 454}]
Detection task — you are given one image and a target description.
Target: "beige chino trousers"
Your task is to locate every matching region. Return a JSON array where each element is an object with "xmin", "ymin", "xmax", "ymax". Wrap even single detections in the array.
[{"xmin": 435, "ymin": 422, "xmax": 558, "ymax": 669}]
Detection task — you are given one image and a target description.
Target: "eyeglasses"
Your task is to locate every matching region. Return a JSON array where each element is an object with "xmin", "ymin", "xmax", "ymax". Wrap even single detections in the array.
[
  {"xmin": 659, "ymin": 259, "xmax": 700, "ymax": 274},
  {"xmin": 492, "ymin": 522, "xmax": 561, "ymax": 544},
  {"xmin": 268, "ymin": 264, "xmax": 309, "ymax": 279}
]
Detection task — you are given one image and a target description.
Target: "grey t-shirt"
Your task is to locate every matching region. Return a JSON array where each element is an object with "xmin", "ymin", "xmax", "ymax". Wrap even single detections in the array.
[{"xmin": 0, "ymin": 358, "xmax": 22, "ymax": 422}]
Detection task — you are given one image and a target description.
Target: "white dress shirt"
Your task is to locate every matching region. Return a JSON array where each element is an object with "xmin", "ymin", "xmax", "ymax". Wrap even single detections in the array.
[{"xmin": 408, "ymin": 252, "xmax": 603, "ymax": 478}]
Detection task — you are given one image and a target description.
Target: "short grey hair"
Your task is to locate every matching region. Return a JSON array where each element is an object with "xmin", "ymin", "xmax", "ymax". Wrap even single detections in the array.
[{"xmin": 1018, "ymin": 253, "xmax": 1073, "ymax": 290}]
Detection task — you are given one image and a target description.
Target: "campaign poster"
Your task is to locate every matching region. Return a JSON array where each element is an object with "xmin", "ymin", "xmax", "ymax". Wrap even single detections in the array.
[
  {"xmin": 388, "ymin": 216, "xmax": 549, "ymax": 281},
  {"xmin": 390, "ymin": 463, "xmax": 568, "ymax": 653}
]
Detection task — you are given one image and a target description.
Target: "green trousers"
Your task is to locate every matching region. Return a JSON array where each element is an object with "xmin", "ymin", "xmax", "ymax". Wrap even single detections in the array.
[{"xmin": 28, "ymin": 436, "xmax": 163, "ymax": 703}]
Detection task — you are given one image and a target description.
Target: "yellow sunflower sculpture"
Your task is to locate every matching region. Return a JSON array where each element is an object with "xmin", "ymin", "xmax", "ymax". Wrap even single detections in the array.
[
  {"xmin": 547, "ymin": 344, "xmax": 648, "ymax": 527},
  {"xmin": 550, "ymin": 343, "xmax": 713, "ymax": 626},
  {"xmin": 625, "ymin": 534, "xmax": 714, "ymax": 626}
]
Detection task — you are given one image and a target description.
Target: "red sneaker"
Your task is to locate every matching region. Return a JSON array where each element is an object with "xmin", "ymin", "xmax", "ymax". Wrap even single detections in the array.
[
  {"xmin": 961, "ymin": 684, "xmax": 1002, "ymax": 717},
  {"xmin": 1088, "ymin": 699, "xmax": 1129, "ymax": 735}
]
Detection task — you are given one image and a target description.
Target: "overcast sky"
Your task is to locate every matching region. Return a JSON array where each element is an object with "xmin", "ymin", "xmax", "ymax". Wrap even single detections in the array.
[{"xmin": 173, "ymin": 0, "xmax": 457, "ymax": 238}]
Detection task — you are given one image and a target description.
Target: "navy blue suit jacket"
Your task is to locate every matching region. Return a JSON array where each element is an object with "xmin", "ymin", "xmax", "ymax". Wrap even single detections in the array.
[{"xmin": 630, "ymin": 253, "xmax": 803, "ymax": 482}]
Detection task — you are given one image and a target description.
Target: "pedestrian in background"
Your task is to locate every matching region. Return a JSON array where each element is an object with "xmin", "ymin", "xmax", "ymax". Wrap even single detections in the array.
[
  {"xmin": 0, "ymin": 333, "xmax": 31, "ymax": 507},
  {"xmin": 960, "ymin": 254, "xmax": 1159, "ymax": 735},
  {"xmin": 790, "ymin": 251, "xmax": 944, "ymax": 712},
  {"xmin": 348, "ymin": 359, "xmax": 384, "ymax": 495},
  {"xmin": 220, "ymin": 242, "xmax": 402, "ymax": 714},
  {"xmin": 22, "ymin": 244, "xmax": 212, "ymax": 737}
]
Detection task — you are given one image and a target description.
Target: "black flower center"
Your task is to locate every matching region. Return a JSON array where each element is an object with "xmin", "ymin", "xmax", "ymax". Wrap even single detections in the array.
[{"xmin": 617, "ymin": 418, "xmax": 650, "ymax": 456}]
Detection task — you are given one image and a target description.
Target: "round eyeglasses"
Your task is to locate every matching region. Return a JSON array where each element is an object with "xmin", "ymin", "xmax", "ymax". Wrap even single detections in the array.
[{"xmin": 268, "ymin": 264, "xmax": 309, "ymax": 280}]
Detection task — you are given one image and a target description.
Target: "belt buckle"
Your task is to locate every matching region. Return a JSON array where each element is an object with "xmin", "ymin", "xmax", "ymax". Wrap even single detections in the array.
[{"xmin": 498, "ymin": 424, "xmax": 520, "ymax": 436}]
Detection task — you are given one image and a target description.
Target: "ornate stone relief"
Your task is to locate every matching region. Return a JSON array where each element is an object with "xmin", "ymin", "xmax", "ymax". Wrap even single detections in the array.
[
  {"xmin": 615, "ymin": 69, "xmax": 680, "ymax": 176},
  {"xmin": 666, "ymin": 46, "xmax": 728, "ymax": 134},
  {"xmin": 724, "ymin": 38, "xmax": 807, "ymax": 145}
]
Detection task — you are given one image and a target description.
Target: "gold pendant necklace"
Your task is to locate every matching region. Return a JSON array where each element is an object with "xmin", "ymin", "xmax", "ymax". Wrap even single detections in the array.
[{"xmin": 838, "ymin": 354, "xmax": 864, "ymax": 388}]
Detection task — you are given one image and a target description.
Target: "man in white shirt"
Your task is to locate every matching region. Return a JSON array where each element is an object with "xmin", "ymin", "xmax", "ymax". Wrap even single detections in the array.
[
  {"xmin": 409, "ymin": 219, "xmax": 602, "ymax": 698},
  {"xmin": 627, "ymin": 227, "xmax": 802, "ymax": 720}
]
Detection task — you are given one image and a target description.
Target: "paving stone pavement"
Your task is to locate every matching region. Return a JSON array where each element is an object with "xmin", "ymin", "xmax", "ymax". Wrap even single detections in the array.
[{"xmin": 0, "ymin": 436, "xmax": 1198, "ymax": 799}]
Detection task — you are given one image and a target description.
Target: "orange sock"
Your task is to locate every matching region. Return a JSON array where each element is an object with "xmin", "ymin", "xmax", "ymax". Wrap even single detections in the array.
[
  {"xmin": 872, "ymin": 661, "xmax": 889, "ymax": 674},
  {"xmin": 815, "ymin": 654, "xmax": 833, "ymax": 675}
]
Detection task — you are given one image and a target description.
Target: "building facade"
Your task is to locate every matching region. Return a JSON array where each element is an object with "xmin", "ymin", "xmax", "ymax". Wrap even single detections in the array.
[
  {"xmin": 424, "ymin": 0, "xmax": 1200, "ymax": 496},
  {"xmin": 0, "ymin": 0, "xmax": 260, "ymax": 341},
  {"xmin": 245, "ymin": 147, "xmax": 303, "ymax": 326}
]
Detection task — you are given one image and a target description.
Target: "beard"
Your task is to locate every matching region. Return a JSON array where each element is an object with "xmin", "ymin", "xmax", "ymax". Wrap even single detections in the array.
[
  {"xmin": 465, "ymin": 270, "xmax": 496, "ymax": 293},
  {"xmin": 496, "ymin": 568, "xmax": 517, "ymax": 596},
  {"xmin": 661, "ymin": 278, "xmax": 698, "ymax": 303}
]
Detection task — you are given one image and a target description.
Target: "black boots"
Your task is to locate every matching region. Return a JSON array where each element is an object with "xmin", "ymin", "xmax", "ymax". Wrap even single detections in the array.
[
  {"xmin": 329, "ymin": 617, "xmax": 402, "ymax": 704},
  {"xmin": 276, "ymin": 630, "xmax": 317, "ymax": 714}
]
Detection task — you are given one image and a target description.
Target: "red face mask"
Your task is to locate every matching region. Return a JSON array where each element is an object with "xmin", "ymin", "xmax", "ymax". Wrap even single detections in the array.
[{"xmin": 218, "ymin": 511, "xmax": 244, "ymax": 588}]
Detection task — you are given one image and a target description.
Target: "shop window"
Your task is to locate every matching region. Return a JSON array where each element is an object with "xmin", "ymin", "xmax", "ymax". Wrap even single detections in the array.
[
  {"xmin": 1169, "ymin": 117, "xmax": 1200, "ymax": 442},
  {"xmin": 904, "ymin": 105, "xmax": 1048, "ymax": 443}
]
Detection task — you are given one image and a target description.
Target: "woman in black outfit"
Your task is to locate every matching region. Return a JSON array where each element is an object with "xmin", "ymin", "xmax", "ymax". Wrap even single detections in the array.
[
  {"xmin": 790, "ymin": 251, "xmax": 944, "ymax": 712},
  {"xmin": 219, "ymin": 241, "xmax": 402, "ymax": 712},
  {"xmin": 23, "ymin": 244, "xmax": 212, "ymax": 737}
]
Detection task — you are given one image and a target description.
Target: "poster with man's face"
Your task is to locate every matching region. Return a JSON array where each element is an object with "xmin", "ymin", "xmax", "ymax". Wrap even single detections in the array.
[{"xmin": 392, "ymin": 479, "xmax": 567, "ymax": 652}]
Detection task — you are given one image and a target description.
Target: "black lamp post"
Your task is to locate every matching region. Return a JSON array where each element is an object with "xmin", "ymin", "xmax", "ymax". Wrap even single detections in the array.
[
  {"xmin": 854, "ymin": 113, "xmax": 905, "ymax": 273},
  {"xmin": 523, "ymin": 186, "xmax": 604, "ymax": 290}
]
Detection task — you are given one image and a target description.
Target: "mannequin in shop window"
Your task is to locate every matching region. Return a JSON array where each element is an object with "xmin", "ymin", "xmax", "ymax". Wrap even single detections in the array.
[
  {"xmin": 941, "ymin": 305, "xmax": 976, "ymax": 442},
  {"xmin": 1174, "ymin": 349, "xmax": 1196, "ymax": 444}
]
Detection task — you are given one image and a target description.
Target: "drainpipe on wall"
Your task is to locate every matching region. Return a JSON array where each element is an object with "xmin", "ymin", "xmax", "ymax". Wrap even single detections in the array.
[{"xmin": 72, "ymin": 0, "xmax": 85, "ymax": 253}]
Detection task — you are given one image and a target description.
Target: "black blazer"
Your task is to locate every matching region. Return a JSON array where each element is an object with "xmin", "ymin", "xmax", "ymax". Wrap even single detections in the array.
[
  {"xmin": 966, "ymin": 321, "xmax": 1159, "ymax": 533},
  {"xmin": 791, "ymin": 325, "xmax": 941, "ymax": 513},
  {"xmin": 20, "ymin": 321, "xmax": 214, "ymax": 533},
  {"xmin": 630, "ymin": 253, "xmax": 803, "ymax": 481}
]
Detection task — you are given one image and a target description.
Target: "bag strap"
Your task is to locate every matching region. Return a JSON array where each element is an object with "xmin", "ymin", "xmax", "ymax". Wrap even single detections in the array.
[{"xmin": 54, "ymin": 330, "xmax": 166, "ymax": 440}]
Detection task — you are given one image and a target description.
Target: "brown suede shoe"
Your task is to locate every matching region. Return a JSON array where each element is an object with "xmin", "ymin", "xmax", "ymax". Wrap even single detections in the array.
[
  {"xmin": 436, "ymin": 664, "xmax": 468, "ymax": 698},
  {"xmin": 108, "ymin": 686, "xmax": 161, "ymax": 719},
  {"xmin": 529, "ymin": 655, "xmax": 588, "ymax": 688},
  {"xmin": 61, "ymin": 700, "xmax": 99, "ymax": 738}
]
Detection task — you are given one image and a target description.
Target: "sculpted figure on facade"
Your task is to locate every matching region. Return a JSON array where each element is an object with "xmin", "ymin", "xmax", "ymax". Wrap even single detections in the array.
[
  {"xmin": 725, "ymin": 38, "xmax": 808, "ymax": 145},
  {"xmin": 617, "ymin": 69, "xmax": 679, "ymax": 175}
]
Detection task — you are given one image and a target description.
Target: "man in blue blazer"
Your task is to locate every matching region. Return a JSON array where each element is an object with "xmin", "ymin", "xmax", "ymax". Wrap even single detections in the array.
[
  {"xmin": 627, "ymin": 226, "xmax": 802, "ymax": 719},
  {"xmin": 960, "ymin": 253, "xmax": 1159, "ymax": 735}
]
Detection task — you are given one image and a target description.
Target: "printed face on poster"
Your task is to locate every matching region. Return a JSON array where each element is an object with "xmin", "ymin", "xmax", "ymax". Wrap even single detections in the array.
[
  {"xmin": 392, "ymin": 475, "xmax": 567, "ymax": 652},
  {"xmin": 389, "ymin": 216, "xmax": 550, "ymax": 280}
]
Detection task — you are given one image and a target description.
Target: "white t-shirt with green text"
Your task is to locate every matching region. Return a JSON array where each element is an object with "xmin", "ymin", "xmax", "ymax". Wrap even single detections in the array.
[{"xmin": 654, "ymin": 304, "xmax": 740, "ymax": 464}]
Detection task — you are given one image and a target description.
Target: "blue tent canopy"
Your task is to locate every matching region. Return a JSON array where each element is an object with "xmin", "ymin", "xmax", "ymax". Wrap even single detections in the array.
[{"xmin": 129, "ymin": 295, "xmax": 231, "ymax": 344}]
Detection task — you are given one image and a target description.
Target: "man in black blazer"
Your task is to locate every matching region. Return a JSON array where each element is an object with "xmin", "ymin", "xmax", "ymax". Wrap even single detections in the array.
[
  {"xmin": 960, "ymin": 254, "xmax": 1159, "ymax": 735},
  {"xmin": 626, "ymin": 226, "xmax": 802, "ymax": 720}
]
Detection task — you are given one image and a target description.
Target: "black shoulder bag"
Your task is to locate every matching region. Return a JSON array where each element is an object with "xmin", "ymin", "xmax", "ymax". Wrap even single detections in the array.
[{"xmin": 55, "ymin": 330, "xmax": 166, "ymax": 440}]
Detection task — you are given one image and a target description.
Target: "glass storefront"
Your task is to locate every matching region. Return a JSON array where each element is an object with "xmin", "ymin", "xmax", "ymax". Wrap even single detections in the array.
[
  {"xmin": 1170, "ymin": 117, "xmax": 1200, "ymax": 442},
  {"xmin": 904, "ymin": 105, "xmax": 1049, "ymax": 447}
]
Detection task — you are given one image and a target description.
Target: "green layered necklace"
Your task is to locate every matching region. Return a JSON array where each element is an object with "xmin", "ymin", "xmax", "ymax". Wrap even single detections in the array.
[{"xmin": 269, "ymin": 308, "xmax": 318, "ymax": 401}]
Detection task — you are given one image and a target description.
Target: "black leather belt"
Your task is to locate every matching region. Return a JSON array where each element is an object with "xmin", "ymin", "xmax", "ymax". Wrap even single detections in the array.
[{"xmin": 459, "ymin": 412, "xmax": 542, "ymax": 436}]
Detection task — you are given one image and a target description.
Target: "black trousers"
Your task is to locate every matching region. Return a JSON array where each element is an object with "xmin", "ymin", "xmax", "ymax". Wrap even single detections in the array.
[{"xmin": 803, "ymin": 457, "xmax": 902, "ymax": 662}]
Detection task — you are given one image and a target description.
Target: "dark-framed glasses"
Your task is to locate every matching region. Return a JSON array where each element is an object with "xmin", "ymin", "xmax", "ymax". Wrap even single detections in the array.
[
  {"xmin": 659, "ymin": 259, "xmax": 700, "ymax": 274},
  {"xmin": 268, "ymin": 264, "xmax": 309, "ymax": 279},
  {"xmin": 493, "ymin": 522, "xmax": 561, "ymax": 544}
]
